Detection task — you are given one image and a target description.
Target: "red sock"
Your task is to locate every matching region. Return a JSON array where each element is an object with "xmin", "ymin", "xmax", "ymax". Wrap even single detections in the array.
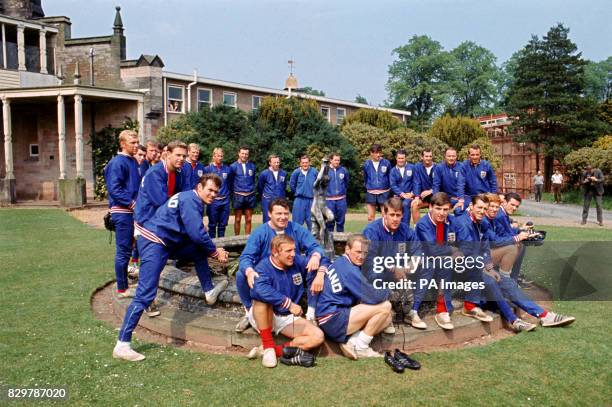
[
  {"xmin": 117, "ymin": 289, "xmax": 126, "ymax": 293},
  {"xmin": 130, "ymin": 258, "xmax": 138, "ymax": 264},
  {"xmin": 464, "ymin": 301, "xmax": 477, "ymax": 311},
  {"xmin": 274, "ymin": 345, "xmax": 283, "ymax": 357},
  {"xmin": 436, "ymin": 295, "xmax": 447, "ymax": 313},
  {"xmin": 259, "ymin": 327, "xmax": 275, "ymax": 350},
  {"xmin": 539, "ymin": 311, "xmax": 548, "ymax": 318}
]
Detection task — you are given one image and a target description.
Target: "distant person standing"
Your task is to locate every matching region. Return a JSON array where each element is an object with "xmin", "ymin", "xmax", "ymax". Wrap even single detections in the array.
[
  {"xmin": 581, "ymin": 164, "xmax": 605, "ymax": 226},
  {"xmin": 551, "ymin": 169, "xmax": 563, "ymax": 204},
  {"xmin": 533, "ymin": 171, "xmax": 544, "ymax": 202}
]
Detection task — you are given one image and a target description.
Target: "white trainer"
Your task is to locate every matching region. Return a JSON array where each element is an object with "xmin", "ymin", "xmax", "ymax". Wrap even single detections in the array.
[
  {"xmin": 247, "ymin": 345, "xmax": 264, "ymax": 359},
  {"xmin": 462, "ymin": 306, "xmax": 493, "ymax": 322},
  {"xmin": 112, "ymin": 346, "xmax": 145, "ymax": 362},
  {"xmin": 407, "ymin": 310, "xmax": 427, "ymax": 330},
  {"xmin": 434, "ymin": 312, "xmax": 454, "ymax": 330},
  {"xmin": 383, "ymin": 324, "xmax": 396, "ymax": 334},
  {"xmin": 205, "ymin": 280, "xmax": 229, "ymax": 305},
  {"xmin": 339, "ymin": 341, "xmax": 358, "ymax": 360},
  {"xmin": 540, "ymin": 312, "xmax": 575, "ymax": 327},
  {"xmin": 117, "ymin": 287, "xmax": 136, "ymax": 299},
  {"xmin": 261, "ymin": 348, "xmax": 277, "ymax": 368},
  {"xmin": 355, "ymin": 346, "xmax": 382, "ymax": 358}
]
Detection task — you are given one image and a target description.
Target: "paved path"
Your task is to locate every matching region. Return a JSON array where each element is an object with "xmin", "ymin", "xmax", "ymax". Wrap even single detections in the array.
[{"xmin": 517, "ymin": 199, "xmax": 612, "ymax": 227}]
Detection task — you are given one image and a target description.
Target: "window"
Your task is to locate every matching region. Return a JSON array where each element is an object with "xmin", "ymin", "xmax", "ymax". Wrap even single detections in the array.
[
  {"xmin": 29, "ymin": 144, "xmax": 39, "ymax": 157},
  {"xmin": 321, "ymin": 105, "xmax": 330, "ymax": 122},
  {"xmin": 167, "ymin": 85, "xmax": 184, "ymax": 113},
  {"xmin": 336, "ymin": 108, "xmax": 346, "ymax": 125},
  {"xmin": 223, "ymin": 91, "xmax": 237, "ymax": 108},
  {"xmin": 252, "ymin": 95, "xmax": 263, "ymax": 111},
  {"xmin": 197, "ymin": 88, "xmax": 212, "ymax": 111}
]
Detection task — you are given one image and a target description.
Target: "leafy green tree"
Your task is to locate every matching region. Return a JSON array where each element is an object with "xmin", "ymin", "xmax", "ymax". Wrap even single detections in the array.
[
  {"xmin": 338, "ymin": 122, "xmax": 386, "ymax": 161},
  {"xmin": 355, "ymin": 94, "xmax": 368, "ymax": 104},
  {"xmin": 341, "ymin": 108, "xmax": 403, "ymax": 132},
  {"xmin": 389, "ymin": 128, "xmax": 448, "ymax": 163},
  {"xmin": 506, "ymin": 24, "xmax": 609, "ymax": 187},
  {"xmin": 386, "ymin": 35, "xmax": 452, "ymax": 129},
  {"xmin": 447, "ymin": 41, "xmax": 502, "ymax": 116},
  {"xmin": 584, "ymin": 57, "xmax": 612, "ymax": 102},
  {"xmin": 429, "ymin": 115, "xmax": 486, "ymax": 151},
  {"xmin": 299, "ymin": 87, "xmax": 325, "ymax": 96}
]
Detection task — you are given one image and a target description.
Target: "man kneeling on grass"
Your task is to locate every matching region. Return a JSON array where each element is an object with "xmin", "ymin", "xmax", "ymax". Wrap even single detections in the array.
[
  {"xmin": 248, "ymin": 234, "xmax": 325, "ymax": 368},
  {"xmin": 316, "ymin": 234, "xmax": 392, "ymax": 359}
]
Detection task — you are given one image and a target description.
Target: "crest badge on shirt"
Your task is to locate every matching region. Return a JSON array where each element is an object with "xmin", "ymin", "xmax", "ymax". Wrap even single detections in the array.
[
  {"xmin": 448, "ymin": 232, "xmax": 456, "ymax": 242},
  {"xmin": 339, "ymin": 173, "xmax": 344, "ymax": 179},
  {"xmin": 381, "ymin": 166, "xmax": 387, "ymax": 173},
  {"xmin": 406, "ymin": 169, "xmax": 413, "ymax": 177},
  {"xmin": 398, "ymin": 242, "xmax": 406, "ymax": 254},
  {"xmin": 480, "ymin": 171, "xmax": 487, "ymax": 179},
  {"xmin": 279, "ymin": 176, "xmax": 285, "ymax": 182},
  {"xmin": 247, "ymin": 169, "xmax": 252, "ymax": 176},
  {"xmin": 222, "ymin": 172, "xmax": 228, "ymax": 179},
  {"xmin": 197, "ymin": 170, "xmax": 203, "ymax": 177},
  {"xmin": 292, "ymin": 273, "xmax": 303, "ymax": 285}
]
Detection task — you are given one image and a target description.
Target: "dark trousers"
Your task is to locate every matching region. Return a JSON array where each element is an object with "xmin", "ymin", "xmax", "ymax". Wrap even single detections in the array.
[
  {"xmin": 552, "ymin": 184, "xmax": 562, "ymax": 203},
  {"xmin": 582, "ymin": 191, "xmax": 603, "ymax": 223},
  {"xmin": 534, "ymin": 184, "xmax": 543, "ymax": 202}
]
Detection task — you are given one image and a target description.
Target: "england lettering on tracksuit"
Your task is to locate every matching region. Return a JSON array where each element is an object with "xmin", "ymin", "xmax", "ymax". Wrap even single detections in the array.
[
  {"xmin": 362, "ymin": 218, "xmax": 422, "ymax": 283},
  {"xmin": 203, "ymin": 162, "xmax": 232, "ymax": 238},
  {"xmin": 413, "ymin": 213, "xmax": 455, "ymax": 313},
  {"xmin": 315, "ymin": 254, "xmax": 389, "ymax": 343},
  {"xmin": 181, "ymin": 159, "xmax": 207, "ymax": 190},
  {"xmin": 451, "ymin": 211, "xmax": 522, "ymax": 323},
  {"xmin": 236, "ymin": 221, "xmax": 325, "ymax": 310},
  {"xmin": 118, "ymin": 190, "xmax": 220, "ymax": 342},
  {"xmin": 460, "ymin": 159, "xmax": 498, "ymax": 199},
  {"xmin": 489, "ymin": 206, "xmax": 526, "ymax": 280},
  {"xmin": 250, "ymin": 255, "xmax": 310, "ymax": 315},
  {"xmin": 289, "ymin": 166, "xmax": 318, "ymax": 230},
  {"xmin": 257, "ymin": 167, "xmax": 287, "ymax": 223},
  {"xmin": 229, "ymin": 160, "xmax": 257, "ymax": 210},
  {"xmin": 325, "ymin": 165, "xmax": 349, "ymax": 232},
  {"xmin": 390, "ymin": 163, "xmax": 416, "ymax": 224},
  {"xmin": 412, "ymin": 162, "xmax": 436, "ymax": 200},
  {"xmin": 433, "ymin": 161, "xmax": 466, "ymax": 214},
  {"xmin": 362, "ymin": 158, "xmax": 391, "ymax": 205},
  {"xmin": 104, "ymin": 153, "xmax": 140, "ymax": 291}
]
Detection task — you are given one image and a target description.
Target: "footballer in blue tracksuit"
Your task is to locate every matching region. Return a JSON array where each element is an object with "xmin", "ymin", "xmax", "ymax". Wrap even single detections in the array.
[
  {"xmin": 203, "ymin": 148, "xmax": 232, "ymax": 238},
  {"xmin": 490, "ymin": 193, "xmax": 529, "ymax": 280},
  {"xmin": 433, "ymin": 148, "xmax": 466, "ymax": 214},
  {"xmin": 113, "ymin": 174, "xmax": 229, "ymax": 361},
  {"xmin": 389, "ymin": 149, "xmax": 416, "ymax": 225},
  {"xmin": 460, "ymin": 145, "xmax": 497, "ymax": 199},
  {"xmin": 104, "ymin": 131, "xmax": 141, "ymax": 292},
  {"xmin": 229, "ymin": 147, "xmax": 257, "ymax": 236},
  {"xmin": 134, "ymin": 142, "xmax": 189, "ymax": 232},
  {"xmin": 362, "ymin": 144, "xmax": 391, "ymax": 221},
  {"xmin": 325, "ymin": 153, "xmax": 349, "ymax": 232},
  {"xmin": 412, "ymin": 150, "xmax": 437, "ymax": 223},
  {"xmin": 289, "ymin": 156, "xmax": 318, "ymax": 230},
  {"xmin": 181, "ymin": 158, "xmax": 206, "ymax": 191},
  {"xmin": 257, "ymin": 155, "xmax": 287, "ymax": 223},
  {"xmin": 316, "ymin": 237, "xmax": 391, "ymax": 350}
]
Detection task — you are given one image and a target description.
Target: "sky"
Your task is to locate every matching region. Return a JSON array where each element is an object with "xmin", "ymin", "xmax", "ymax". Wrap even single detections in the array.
[{"xmin": 44, "ymin": 0, "xmax": 611, "ymax": 106}]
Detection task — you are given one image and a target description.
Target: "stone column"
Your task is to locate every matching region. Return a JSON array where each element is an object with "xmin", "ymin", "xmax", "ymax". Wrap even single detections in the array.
[
  {"xmin": 2, "ymin": 97, "xmax": 13, "ymax": 179},
  {"xmin": 137, "ymin": 100, "xmax": 145, "ymax": 144},
  {"xmin": 1, "ymin": 24, "xmax": 7, "ymax": 70},
  {"xmin": 74, "ymin": 94, "xmax": 84, "ymax": 178},
  {"xmin": 57, "ymin": 95, "xmax": 66, "ymax": 179},
  {"xmin": 17, "ymin": 24, "xmax": 26, "ymax": 71},
  {"xmin": 39, "ymin": 29, "xmax": 47, "ymax": 74}
]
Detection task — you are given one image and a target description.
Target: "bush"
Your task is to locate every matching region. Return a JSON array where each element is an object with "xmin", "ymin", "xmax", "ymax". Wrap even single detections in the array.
[
  {"xmin": 340, "ymin": 122, "xmax": 388, "ymax": 160},
  {"xmin": 564, "ymin": 147, "xmax": 612, "ymax": 188},
  {"xmin": 458, "ymin": 137, "xmax": 502, "ymax": 170},
  {"xmin": 341, "ymin": 108, "xmax": 404, "ymax": 132},
  {"xmin": 429, "ymin": 115, "xmax": 486, "ymax": 151},
  {"xmin": 592, "ymin": 135, "xmax": 612, "ymax": 150},
  {"xmin": 388, "ymin": 128, "xmax": 449, "ymax": 163}
]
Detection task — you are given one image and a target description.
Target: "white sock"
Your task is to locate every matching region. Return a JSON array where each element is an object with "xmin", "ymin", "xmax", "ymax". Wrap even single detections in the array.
[
  {"xmin": 115, "ymin": 340, "xmax": 131, "ymax": 349},
  {"xmin": 349, "ymin": 330, "xmax": 361, "ymax": 341},
  {"xmin": 205, "ymin": 287, "xmax": 215, "ymax": 296},
  {"xmin": 306, "ymin": 306, "xmax": 315, "ymax": 320},
  {"xmin": 499, "ymin": 269, "xmax": 511, "ymax": 278},
  {"xmin": 354, "ymin": 331, "xmax": 373, "ymax": 350}
]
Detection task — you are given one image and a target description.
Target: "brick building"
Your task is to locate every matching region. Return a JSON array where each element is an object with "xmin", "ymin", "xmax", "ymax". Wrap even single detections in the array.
[{"xmin": 0, "ymin": 1, "xmax": 410, "ymax": 206}]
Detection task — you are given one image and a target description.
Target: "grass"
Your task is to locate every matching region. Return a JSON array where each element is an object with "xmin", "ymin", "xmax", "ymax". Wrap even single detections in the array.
[
  {"xmin": 541, "ymin": 190, "xmax": 612, "ymax": 210},
  {"xmin": 1, "ymin": 209, "xmax": 611, "ymax": 406}
]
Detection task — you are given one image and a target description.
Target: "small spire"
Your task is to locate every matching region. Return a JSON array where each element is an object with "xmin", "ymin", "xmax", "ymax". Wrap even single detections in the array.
[
  {"xmin": 113, "ymin": 6, "xmax": 124, "ymax": 34},
  {"xmin": 73, "ymin": 62, "xmax": 81, "ymax": 85}
]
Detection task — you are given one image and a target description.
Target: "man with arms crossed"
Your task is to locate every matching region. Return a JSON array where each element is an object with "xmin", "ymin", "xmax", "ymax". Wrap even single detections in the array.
[
  {"xmin": 325, "ymin": 153, "xmax": 349, "ymax": 233},
  {"xmin": 204, "ymin": 148, "xmax": 232, "ymax": 238},
  {"xmin": 362, "ymin": 144, "xmax": 391, "ymax": 222},
  {"xmin": 230, "ymin": 146, "xmax": 257, "ymax": 236},
  {"xmin": 389, "ymin": 149, "xmax": 417, "ymax": 225},
  {"xmin": 289, "ymin": 155, "xmax": 318, "ymax": 230},
  {"xmin": 411, "ymin": 149, "xmax": 437, "ymax": 224},
  {"xmin": 433, "ymin": 147, "xmax": 465, "ymax": 215},
  {"xmin": 459, "ymin": 144, "xmax": 497, "ymax": 200}
]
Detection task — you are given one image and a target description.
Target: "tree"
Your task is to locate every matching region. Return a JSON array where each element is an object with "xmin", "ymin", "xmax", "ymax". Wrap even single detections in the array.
[
  {"xmin": 428, "ymin": 115, "xmax": 486, "ymax": 151},
  {"xmin": 299, "ymin": 87, "xmax": 325, "ymax": 96},
  {"xmin": 506, "ymin": 24, "xmax": 608, "ymax": 187},
  {"xmin": 584, "ymin": 57, "xmax": 612, "ymax": 103},
  {"xmin": 447, "ymin": 41, "xmax": 502, "ymax": 116},
  {"xmin": 386, "ymin": 35, "xmax": 452, "ymax": 129},
  {"xmin": 341, "ymin": 108, "xmax": 403, "ymax": 132},
  {"xmin": 355, "ymin": 94, "xmax": 368, "ymax": 104}
]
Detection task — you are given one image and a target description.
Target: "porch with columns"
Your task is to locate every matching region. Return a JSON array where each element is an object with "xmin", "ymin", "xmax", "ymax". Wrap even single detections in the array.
[
  {"xmin": 0, "ymin": 85, "xmax": 145, "ymax": 206},
  {"xmin": 0, "ymin": 15, "xmax": 58, "ymax": 74}
]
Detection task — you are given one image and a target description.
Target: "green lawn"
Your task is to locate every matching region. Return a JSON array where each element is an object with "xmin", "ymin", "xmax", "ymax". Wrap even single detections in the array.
[{"xmin": 0, "ymin": 209, "xmax": 611, "ymax": 406}]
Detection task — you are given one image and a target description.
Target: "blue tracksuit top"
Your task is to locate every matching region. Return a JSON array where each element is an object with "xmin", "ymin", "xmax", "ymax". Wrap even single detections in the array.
[
  {"xmin": 289, "ymin": 167, "xmax": 318, "ymax": 199},
  {"xmin": 239, "ymin": 221, "xmax": 325, "ymax": 274},
  {"xmin": 490, "ymin": 207, "xmax": 520, "ymax": 245},
  {"xmin": 451, "ymin": 211, "xmax": 492, "ymax": 263},
  {"xmin": 390, "ymin": 164, "xmax": 416, "ymax": 196},
  {"xmin": 257, "ymin": 168, "xmax": 287, "ymax": 199},
  {"xmin": 142, "ymin": 190, "xmax": 217, "ymax": 255},
  {"xmin": 138, "ymin": 160, "xmax": 150, "ymax": 180},
  {"xmin": 326, "ymin": 166, "xmax": 349, "ymax": 198},
  {"xmin": 433, "ymin": 161, "xmax": 465, "ymax": 198},
  {"xmin": 229, "ymin": 161, "xmax": 256, "ymax": 193},
  {"xmin": 203, "ymin": 163, "xmax": 232, "ymax": 198},
  {"xmin": 460, "ymin": 159, "xmax": 498, "ymax": 197},
  {"xmin": 412, "ymin": 162, "xmax": 436, "ymax": 196},
  {"xmin": 181, "ymin": 160, "xmax": 207, "ymax": 190},
  {"xmin": 362, "ymin": 158, "xmax": 391, "ymax": 191},
  {"xmin": 316, "ymin": 255, "xmax": 389, "ymax": 317},
  {"xmin": 251, "ymin": 255, "xmax": 309, "ymax": 315},
  {"xmin": 134, "ymin": 160, "xmax": 188, "ymax": 225},
  {"xmin": 415, "ymin": 212, "xmax": 454, "ymax": 257},
  {"xmin": 104, "ymin": 154, "xmax": 140, "ymax": 211}
]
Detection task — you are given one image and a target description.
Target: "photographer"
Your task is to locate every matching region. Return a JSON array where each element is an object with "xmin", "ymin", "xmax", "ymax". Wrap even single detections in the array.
[{"xmin": 581, "ymin": 164, "xmax": 605, "ymax": 226}]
